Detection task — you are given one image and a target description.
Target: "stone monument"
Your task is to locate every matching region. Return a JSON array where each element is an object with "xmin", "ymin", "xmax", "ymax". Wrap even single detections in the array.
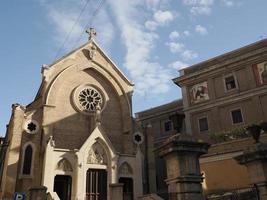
[{"xmin": 155, "ymin": 134, "xmax": 210, "ymax": 200}]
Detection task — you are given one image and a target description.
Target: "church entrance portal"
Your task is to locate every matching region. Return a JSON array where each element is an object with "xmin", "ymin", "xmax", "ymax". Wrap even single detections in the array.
[
  {"xmin": 86, "ymin": 169, "xmax": 107, "ymax": 200},
  {"xmin": 53, "ymin": 175, "xmax": 72, "ymax": 200}
]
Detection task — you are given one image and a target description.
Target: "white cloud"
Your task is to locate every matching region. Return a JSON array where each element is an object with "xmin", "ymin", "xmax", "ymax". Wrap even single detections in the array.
[
  {"xmin": 108, "ymin": 0, "xmax": 173, "ymax": 96},
  {"xmin": 190, "ymin": 6, "xmax": 211, "ymax": 15},
  {"xmin": 146, "ymin": 0, "xmax": 161, "ymax": 10},
  {"xmin": 169, "ymin": 31, "xmax": 180, "ymax": 40},
  {"xmin": 183, "ymin": 0, "xmax": 214, "ymax": 15},
  {"xmin": 145, "ymin": 9, "xmax": 175, "ymax": 31},
  {"xmin": 222, "ymin": 0, "xmax": 234, "ymax": 7},
  {"xmin": 182, "ymin": 50, "xmax": 198, "ymax": 60},
  {"xmin": 183, "ymin": 30, "xmax": 191, "ymax": 36},
  {"xmin": 153, "ymin": 10, "xmax": 174, "ymax": 25},
  {"xmin": 47, "ymin": 7, "xmax": 84, "ymax": 49},
  {"xmin": 166, "ymin": 42, "xmax": 185, "ymax": 53},
  {"xmin": 195, "ymin": 24, "xmax": 208, "ymax": 35},
  {"xmin": 145, "ymin": 20, "xmax": 158, "ymax": 31},
  {"xmin": 183, "ymin": 0, "xmax": 214, "ymax": 6},
  {"xmin": 41, "ymin": 0, "xmax": 174, "ymax": 96},
  {"xmin": 145, "ymin": 0, "xmax": 171, "ymax": 11},
  {"xmin": 42, "ymin": 1, "xmax": 114, "ymax": 53},
  {"xmin": 169, "ymin": 61, "xmax": 189, "ymax": 70}
]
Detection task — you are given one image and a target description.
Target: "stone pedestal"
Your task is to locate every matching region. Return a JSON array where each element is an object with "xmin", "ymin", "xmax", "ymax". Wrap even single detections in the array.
[
  {"xmin": 155, "ymin": 134, "xmax": 210, "ymax": 200},
  {"xmin": 110, "ymin": 183, "xmax": 123, "ymax": 200},
  {"xmin": 29, "ymin": 186, "xmax": 47, "ymax": 200},
  {"xmin": 235, "ymin": 143, "xmax": 267, "ymax": 200}
]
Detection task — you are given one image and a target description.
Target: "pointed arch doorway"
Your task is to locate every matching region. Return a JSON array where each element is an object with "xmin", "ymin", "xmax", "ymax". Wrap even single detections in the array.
[{"xmin": 86, "ymin": 169, "xmax": 107, "ymax": 200}]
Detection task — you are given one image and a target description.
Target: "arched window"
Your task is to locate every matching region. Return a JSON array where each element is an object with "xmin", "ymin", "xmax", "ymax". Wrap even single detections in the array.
[{"xmin": 22, "ymin": 145, "xmax": 33, "ymax": 175}]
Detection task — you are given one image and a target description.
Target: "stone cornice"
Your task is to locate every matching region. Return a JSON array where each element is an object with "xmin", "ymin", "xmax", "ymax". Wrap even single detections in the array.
[
  {"xmin": 200, "ymin": 151, "xmax": 243, "ymax": 164},
  {"xmin": 155, "ymin": 134, "xmax": 210, "ymax": 157},
  {"xmin": 174, "ymin": 39, "xmax": 267, "ymax": 87}
]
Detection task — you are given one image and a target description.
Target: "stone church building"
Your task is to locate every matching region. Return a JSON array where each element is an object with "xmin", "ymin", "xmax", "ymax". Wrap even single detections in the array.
[
  {"xmin": 0, "ymin": 33, "xmax": 143, "ymax": 200},
  {"xmin": 2, "ymin": 29, "xmax": 267, "ymax": 200}
]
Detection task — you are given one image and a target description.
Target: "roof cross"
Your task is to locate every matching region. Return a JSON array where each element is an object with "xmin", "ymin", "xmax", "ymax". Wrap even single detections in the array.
[{"xmin": 86, "ymin": 28, "xmax": 97, "ymax": 41}]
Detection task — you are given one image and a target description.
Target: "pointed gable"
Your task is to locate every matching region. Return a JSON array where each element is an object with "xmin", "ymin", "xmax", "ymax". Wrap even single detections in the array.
[
  {"xmin": 28, "ymin": 39, "xmax": 135, "ymax": 153},
  {"xmin": 32, "ymin": 39, "xmax": 133, "ymax": 105}
]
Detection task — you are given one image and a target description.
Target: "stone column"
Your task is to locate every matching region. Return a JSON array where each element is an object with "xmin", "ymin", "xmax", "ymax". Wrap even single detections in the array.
[
  {"xmin": 235, "ymin": 143, "xmax": 267, "ymax": 200},
  {"xmin": 155, "ymin": 134, "xmax": 210, "ymax": 200}
]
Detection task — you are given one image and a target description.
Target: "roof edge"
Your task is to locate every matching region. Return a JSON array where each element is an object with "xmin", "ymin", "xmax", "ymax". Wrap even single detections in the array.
[{"xmin": 184, "ymin": 38, "xmax": 267, "ymax": 74}]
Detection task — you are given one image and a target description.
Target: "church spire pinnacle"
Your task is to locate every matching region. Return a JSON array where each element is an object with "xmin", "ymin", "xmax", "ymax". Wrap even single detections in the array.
[{"xmin": 86, "ymin": 28, "xmax": 97, "ymax": 41}]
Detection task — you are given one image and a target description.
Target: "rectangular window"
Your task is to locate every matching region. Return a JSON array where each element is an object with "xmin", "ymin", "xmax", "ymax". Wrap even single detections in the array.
[
  {"xmin": 198, "ymin": 117, "xmax": 209, "ymax": 132},
  {"xmin": 164, "ymin": 121, "xmax": 172, "ymax": 132},
  {"xmin": 231, "ymin": 109, "xmax": 243, "ymax": 124},
  {"xmin": 225, "ymin": 75, "xmax": 237, "ymax": 90}
]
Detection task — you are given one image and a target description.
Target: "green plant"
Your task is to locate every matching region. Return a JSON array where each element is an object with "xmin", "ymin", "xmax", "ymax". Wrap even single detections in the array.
[{"xmin": 209, "ymin": 127, "xmax": 248, "ymax": 143}]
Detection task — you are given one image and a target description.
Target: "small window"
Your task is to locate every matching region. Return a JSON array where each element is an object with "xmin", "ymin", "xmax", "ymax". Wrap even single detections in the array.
[
  {"xmin": 231, "ymin": 109, "xmax": 243, "ymax": 124},
  {"xmin": 225, "ymin": 75, "xmax": 237, "ymax": 90},
  {"xmin": 22, "ymin": 145, "xmax": 33, "ymax": 175},
  {"xmin": 164, "ymin": 121, "xmax": 172, "ymax": 132},
  {"xmin": 198, "ymin": 117, "xmax": 209, "ymax": 132}
]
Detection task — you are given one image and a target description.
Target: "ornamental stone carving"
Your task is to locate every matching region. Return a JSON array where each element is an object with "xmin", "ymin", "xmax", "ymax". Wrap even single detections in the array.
[
  {"xmin": 57, "ymin": 158, "xmax": 73, "ymax": 172},
  {"xmin": 87, "ymin": 142, "xmax": 107, "ymax": 165},
  {"xmin": 88, "ymin": 45, "xmax": 97, "ymax": 60},
  {"xmin": 72, "ymin": 85, "xmax": 105, "ymax": 115},
  {"xmin": 119, "ymin": 162, "xmax": 133, "ymax": 175}
]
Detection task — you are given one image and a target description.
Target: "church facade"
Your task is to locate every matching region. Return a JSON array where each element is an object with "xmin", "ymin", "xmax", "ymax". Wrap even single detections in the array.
[{"xmin": 0, "ymin": 37, "xmax": 143, "ymax": 200}]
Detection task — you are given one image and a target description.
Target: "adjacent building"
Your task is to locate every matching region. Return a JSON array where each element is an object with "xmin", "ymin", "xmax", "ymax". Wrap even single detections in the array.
[
  {"xmin": 174, "ymin": 38, "xmax": 267, "ymax": 194},
  {"xmin": 173, "ymin": 39, "xmax": 267, "ymax": 137},
  {"xmin": 136, "ymin": 39, "xmax": 267, "ymax": 197}
]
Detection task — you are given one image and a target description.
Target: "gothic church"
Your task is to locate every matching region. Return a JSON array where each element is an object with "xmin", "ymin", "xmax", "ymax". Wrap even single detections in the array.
[{"xmin": 0, "ymin": 32, "xmax": 143, "ymax": 200}]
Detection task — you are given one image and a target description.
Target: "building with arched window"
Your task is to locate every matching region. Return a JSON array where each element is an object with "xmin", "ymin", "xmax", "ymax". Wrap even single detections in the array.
[
  {"xmin": 2, "ymin": 33, "xmax": 267, "ymax": 200},
  {"xmin": 0, "ymin": 36, "xmax": 143, "ymax": 200}
]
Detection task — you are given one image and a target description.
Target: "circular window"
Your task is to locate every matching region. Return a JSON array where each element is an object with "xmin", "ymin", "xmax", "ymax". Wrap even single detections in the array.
[
  {"xmin": 133, "ymin": 132, "xmax": 144, "ymax": 145},
  {"xmin": 73, "ymin": 85, "xmax": 105, "ymax": 114},
  {"xmin": 24, "ymin": 120, "xmax": 39, "ymax": 134}
]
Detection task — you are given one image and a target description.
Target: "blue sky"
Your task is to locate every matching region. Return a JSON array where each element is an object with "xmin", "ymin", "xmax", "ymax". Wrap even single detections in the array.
[{"xmin": 1, "ymin": 0, "xmax": 267, "ymax": 136}]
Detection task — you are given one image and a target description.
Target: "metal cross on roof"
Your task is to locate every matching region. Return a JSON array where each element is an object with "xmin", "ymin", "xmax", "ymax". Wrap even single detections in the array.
[{"xmin": 86, "ymin": 28, "xmax": 97, "ymax": 41}]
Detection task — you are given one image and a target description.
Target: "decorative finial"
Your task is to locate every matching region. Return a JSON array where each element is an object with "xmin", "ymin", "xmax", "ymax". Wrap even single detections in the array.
[{"xmin": 86, "ymin": 28, "xmax": 97, "ymax": 41}]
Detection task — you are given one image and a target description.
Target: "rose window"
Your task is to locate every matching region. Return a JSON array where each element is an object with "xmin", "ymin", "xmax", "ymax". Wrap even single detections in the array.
[{"xmin": 78, "ymin": 87, "xmax": 103, "ymax": 112}]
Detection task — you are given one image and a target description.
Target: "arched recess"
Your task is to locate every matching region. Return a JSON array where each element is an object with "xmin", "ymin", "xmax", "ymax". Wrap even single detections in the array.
[
  {"xmin": 20, "ymin": 142, "xmax": 35, "ymax": 177},
  {"xmin": 44, "ymin": 62, "xmax": 132, "ymax": 132},
  {"xmin": 119, "ymin": 162, "xmax": 134, "ymax": 200},
  {"xmin": 84, "ymin": 134, "xmax": 117, "ymax": 183},
  {"xmin": 87, "ymin": 142, "xmax": 108, "ymax": 165},
  {"xmin": 119, "ymin": 162, "xmax": 133, "ymax": 176},
  {"xmin": 56, "ymin": 158, "xmax": 73, "ymax": 172},
  {"xmin": 85, "ymin": 139, "xmax": 114, "ymax": 200},
  {"xmin": 45, "ymin": 62, "xmax": 131, "ymax": 110}
]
